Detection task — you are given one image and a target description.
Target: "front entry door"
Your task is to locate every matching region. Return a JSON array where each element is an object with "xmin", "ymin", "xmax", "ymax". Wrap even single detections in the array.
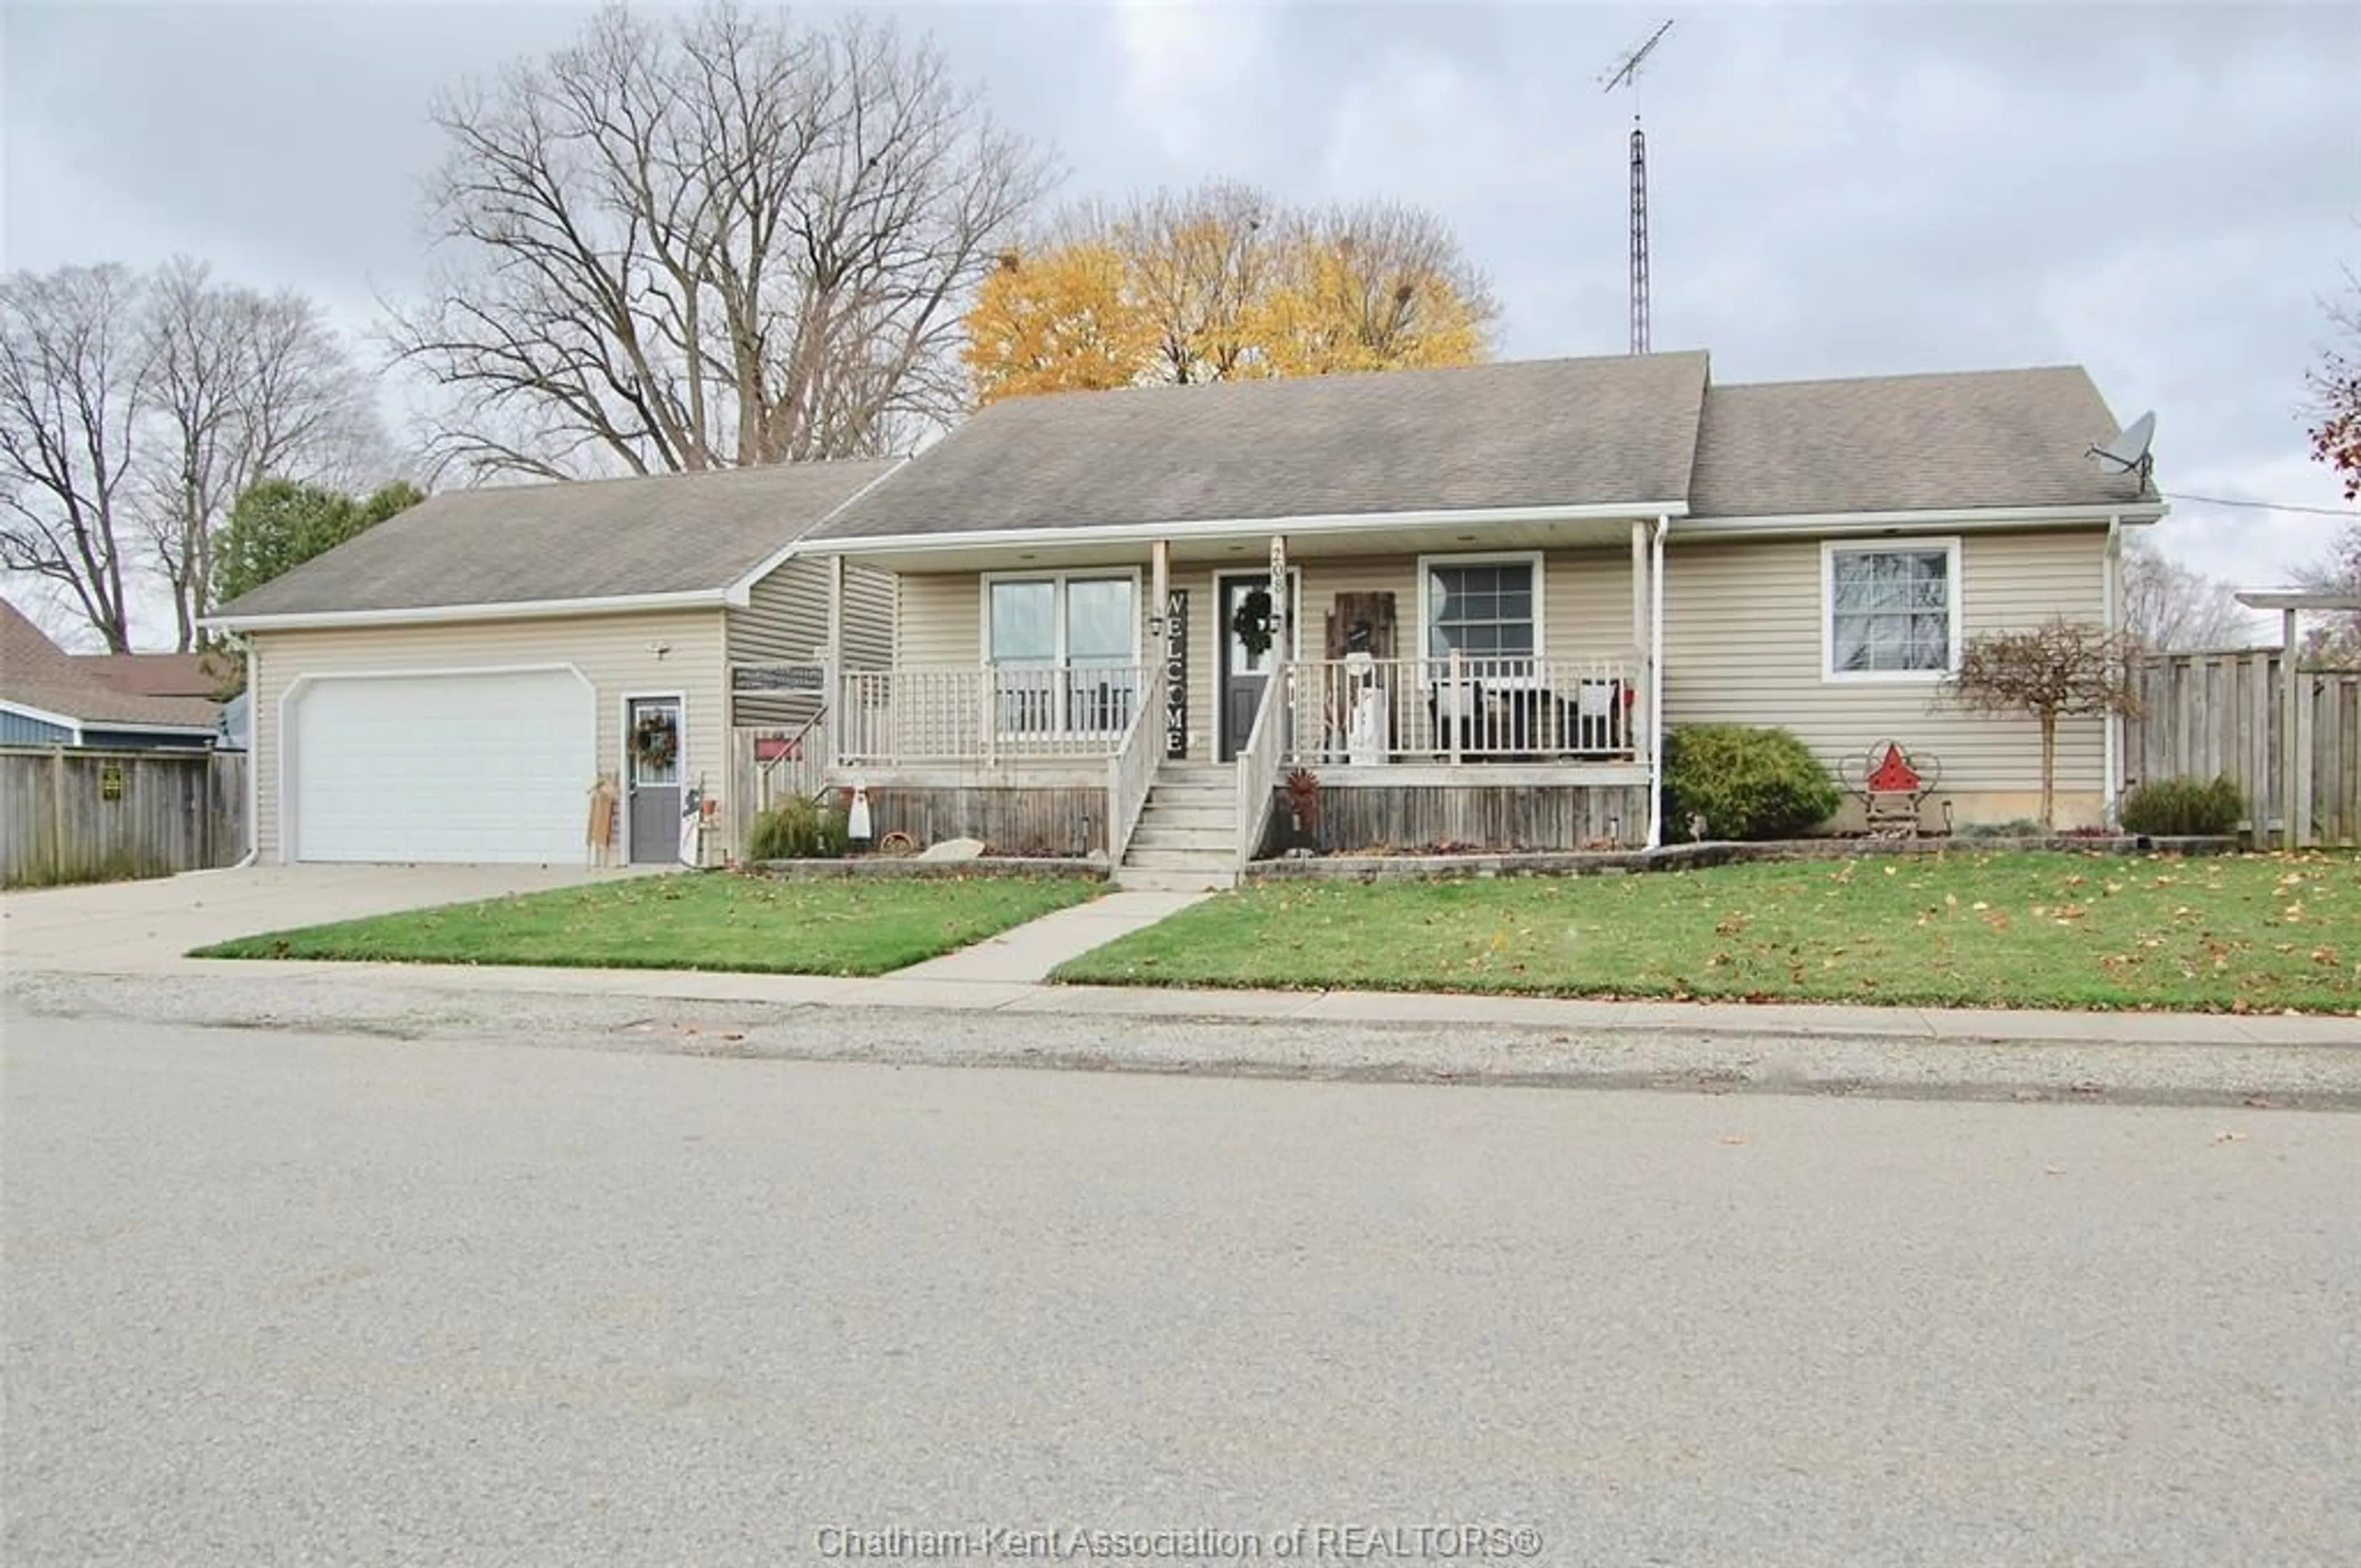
[
  {"xmin": 625, "ymin": 696, "xmax": 683, "ymax": 863},
  {"xmin": 1218, "ymin": 574, "xmax": 1292, "ymax": 762}
]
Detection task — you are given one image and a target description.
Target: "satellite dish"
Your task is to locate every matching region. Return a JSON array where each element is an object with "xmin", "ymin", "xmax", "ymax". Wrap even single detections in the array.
[{"xmin": 2090, "ymin": 411, "xmax": 2156, "ymax": 480}]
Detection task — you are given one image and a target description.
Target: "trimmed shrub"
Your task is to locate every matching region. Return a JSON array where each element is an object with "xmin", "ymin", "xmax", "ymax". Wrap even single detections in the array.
[
  {"xmin": 1663, "ymin": 724, "xmax": 1842, "ymax": 841},
  {"xmin": 746, "ymin": 794, "xmax": 850, "ymax": 860},
  {"xmin": 2118, "ymin": 775, "xmax": 2244, "ymax": 837}
]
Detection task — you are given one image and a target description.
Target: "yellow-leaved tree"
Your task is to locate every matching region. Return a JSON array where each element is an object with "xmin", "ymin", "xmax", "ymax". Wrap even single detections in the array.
[
  {"xmin": 1248, "ymin": 205, "xmax": 1492, "ymax": 377},
  {"xmin": 962, "ymin": 243, "xmax": 1155, "ymax": 404},
  {"xmin": 963, "ymin": 184, "xmax": 1497, "ymax": 405}
]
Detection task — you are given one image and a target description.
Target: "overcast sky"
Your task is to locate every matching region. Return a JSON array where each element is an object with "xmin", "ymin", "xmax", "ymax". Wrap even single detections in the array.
[{"xmin": 6, "ymin": 0, "xmax": 2358, "ymax": 646}]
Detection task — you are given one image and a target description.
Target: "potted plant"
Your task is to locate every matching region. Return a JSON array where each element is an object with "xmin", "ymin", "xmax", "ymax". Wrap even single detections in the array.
[{"xmin": 1283, "ymin": 767, "xmax": 1321, "ymax": 853}]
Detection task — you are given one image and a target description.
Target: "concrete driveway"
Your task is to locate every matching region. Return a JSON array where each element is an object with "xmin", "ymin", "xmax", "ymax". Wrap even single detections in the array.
[{"xmin": 1, "ymin": 863, "xmax": 641, "ymax": 972}]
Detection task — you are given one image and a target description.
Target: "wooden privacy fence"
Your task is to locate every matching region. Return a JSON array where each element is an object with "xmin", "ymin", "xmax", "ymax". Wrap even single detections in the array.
[
  {"xmin": 1, "ymin": 746, "xmax": 248, "ymax": 887},
  {"xmin": 2123, "ymin": 652, "xmax": 2360, "ymax": 847},
  {"xmin": 727, "ymin": 713, "xmax": 828, "ymax": 854}
]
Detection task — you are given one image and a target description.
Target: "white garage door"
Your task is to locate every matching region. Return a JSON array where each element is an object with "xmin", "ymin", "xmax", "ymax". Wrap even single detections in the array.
[{"xmin": 290, "ymin": 669, "xmax": 596, "ymax": 863}]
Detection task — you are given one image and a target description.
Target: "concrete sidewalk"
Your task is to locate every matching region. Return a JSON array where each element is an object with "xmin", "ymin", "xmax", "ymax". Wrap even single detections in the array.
[{"xmin": 7, "ymin": 945, "xmax": 2348, "ymax": 1048}]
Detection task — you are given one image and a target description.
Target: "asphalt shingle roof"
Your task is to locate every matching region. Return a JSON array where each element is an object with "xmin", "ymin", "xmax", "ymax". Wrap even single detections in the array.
[
  {"xmin": 810, "ymin": 352, "xmax": 1714, "ymax": 539},
  {"xmin": 2, "ymin": 601, "xmax": 222, "ymax": 730},
  {"xmin": 212, "ymin": 459, "xmax": 896, "ymax": 620},
  {"xmin": 1687, "ymin": 365, "xmax": 2154, "ymax": 518}
]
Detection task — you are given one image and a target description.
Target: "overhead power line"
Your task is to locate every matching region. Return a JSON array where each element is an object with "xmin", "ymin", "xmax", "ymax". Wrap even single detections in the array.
[{"xmin": 2164, "ymin": 491, "xmax": 2358, "ymax": 518}]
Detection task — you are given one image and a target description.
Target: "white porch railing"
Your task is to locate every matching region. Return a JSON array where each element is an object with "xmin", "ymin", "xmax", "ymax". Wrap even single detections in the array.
[
  {"xmin": 836, "ymin": 663, "xmax": 1147, "ymax": 767},
  {"xmin": 1234, "ymin": 663, "xmax": 1290, "ymax": 865},
  {"xmin": 1284, "ymin": 654, "xmax": 1639, "ymax": 764},
  {"xmin": 1105, "ymin": 661, "xmax": 1168, "ymax": 864}
]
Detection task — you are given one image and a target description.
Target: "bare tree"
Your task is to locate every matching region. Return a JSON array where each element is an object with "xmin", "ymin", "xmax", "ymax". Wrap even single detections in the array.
[
  {"xmin": 0, "ymin": 265, "xmax": 149, "ymax": 652},
  {"xmin": 1942, "ymin": 617, "xmax": 2144, "ymax": 830},
  {"xmin": 141, "ymin": 258, "xmax": 384, "ymax": 649},
  {"xmin": 384, "ymin": 2, "xmax": 1051, "ymax": 481},
  {"xmin": 2293, "ymin": 519, "xmax": 2361, "ymax": 665},
  {"xmin": 2118, "ymin": 539, "xmax": 2252, "ymax": 653}
]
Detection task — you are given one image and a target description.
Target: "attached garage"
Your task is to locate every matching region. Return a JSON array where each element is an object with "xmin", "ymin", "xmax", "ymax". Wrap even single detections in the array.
[
  {"xmin": 206, "ymin": 461, "xmax": 901, "ymax": 866},
  {"xmin": 285, "ymin": 668, "xmax": 595, "ymax": 863}
]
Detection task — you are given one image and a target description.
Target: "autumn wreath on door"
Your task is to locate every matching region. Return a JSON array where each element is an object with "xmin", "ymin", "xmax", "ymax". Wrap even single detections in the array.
[{"xmin": 632, "ymin": 708, "xmax": 678, "ymax": 772}]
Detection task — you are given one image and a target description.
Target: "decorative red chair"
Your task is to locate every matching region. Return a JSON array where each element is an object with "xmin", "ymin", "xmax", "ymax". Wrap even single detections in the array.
[{"xmin": 1848, "ymin": 740, "xmax": 1942, "ymax": 840}]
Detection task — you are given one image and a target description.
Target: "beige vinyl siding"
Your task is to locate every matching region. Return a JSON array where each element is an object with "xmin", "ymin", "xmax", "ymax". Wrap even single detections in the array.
[
  {"xmin": 894, "ymin": 550, "xmax": 1641, "ymax": 762},
  {"xmin": 727, "ymin": 557, "xmax": 830, "ymax": 666},
  {"xmin": 1662, "ymin": 528, "xmax": 2108, "ymax": 815},
  {"xmin": 724, "ymin": 556, "xmax": 894, "ymax": 729},
  {"xmin": 250, "ymin": 608, "xmax": 727, "ymax": 862},
  {"xmin": 726, "ymin": 558, "xmax": 895, "ymax": 669},
  {"xmin": 842, "ymin": 565, "xmax": 893, "ymax": 669}
]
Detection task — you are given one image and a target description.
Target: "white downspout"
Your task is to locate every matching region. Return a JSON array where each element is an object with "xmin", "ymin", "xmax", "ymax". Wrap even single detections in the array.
[
  {"xmin": 234, "ymin": 637, "xmax": 259, "ymax": 868},
  {"xmin": 1646, "ymin": 512, "xmax": 1670, "ymax": 850},
  {"xmin": 2103, "ymin": 513, "xmax": 2122, "ymax": 828}
]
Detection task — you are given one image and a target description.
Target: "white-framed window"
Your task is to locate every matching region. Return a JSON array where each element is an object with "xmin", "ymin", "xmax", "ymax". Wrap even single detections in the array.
[
  {"xmin": 1822, "ymin": 537, "xmax": 1963, "ymax": 681},
  {"xmin": 1418, "ymin": 552, "xmax": 1544, "ymax": 667},
  {"xmin": 981, "ymin": 570, "xmax": 1141, "ymax": 733}
]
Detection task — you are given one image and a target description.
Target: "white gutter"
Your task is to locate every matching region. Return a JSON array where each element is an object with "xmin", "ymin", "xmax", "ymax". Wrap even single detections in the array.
[
  {"xmin": 1646, "ymin": 512, "xmax": 1669, "ymax": 850},
  {"xmin": 799, "ymin": 499, "xmax": 1690, "ymax": 558},
  {"xmin": 1670, "ymin": 502, "xmax": 2167, "ymax": 541},
  {"xmin": 203, "ymin": 587, "xmax": 728, "ymax": 634}
]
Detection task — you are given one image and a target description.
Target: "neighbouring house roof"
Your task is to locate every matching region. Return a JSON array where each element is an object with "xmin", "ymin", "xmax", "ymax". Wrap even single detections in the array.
[
  {"xmin": 1687, "ymin": 365, "xmax": 2157, "ymax": 520},
  {"xmin": 73, "ymin": 650, "xmax": 234, "ymax": 700},
  {"xmin": 210, "ymin": 457, "xmax": 898, "ymax": 623},
  {"xmin": 1, "ymin": 601, "xmax": 223, "ymax": 734},
  {"xmin": 809, "ymin": 352, "xmax": 1715, "ymax": 541}
]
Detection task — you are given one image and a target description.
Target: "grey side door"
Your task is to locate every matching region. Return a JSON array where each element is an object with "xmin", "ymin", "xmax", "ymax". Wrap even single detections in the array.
[{"xmin": 625, "ymin": 696, "xmax": 682, "ymax": 863}]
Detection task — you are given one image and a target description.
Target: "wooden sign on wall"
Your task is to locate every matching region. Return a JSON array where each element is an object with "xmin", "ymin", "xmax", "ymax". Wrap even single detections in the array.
[{"xmin": 1163, "ymin": 587, "xmax": 1188, "ymax": 759}]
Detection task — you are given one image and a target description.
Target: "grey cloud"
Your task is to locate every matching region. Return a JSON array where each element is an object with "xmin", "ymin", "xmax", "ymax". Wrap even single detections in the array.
[{"xmin": 4, "ymin": 0, "xmax": 2355, "ymax": 612}]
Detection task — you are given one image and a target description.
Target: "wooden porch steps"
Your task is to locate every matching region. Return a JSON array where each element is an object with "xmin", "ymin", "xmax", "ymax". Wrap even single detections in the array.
[{"xmin": 1113, "ymin": 765, "xmax": 1240, "ymax": 892}]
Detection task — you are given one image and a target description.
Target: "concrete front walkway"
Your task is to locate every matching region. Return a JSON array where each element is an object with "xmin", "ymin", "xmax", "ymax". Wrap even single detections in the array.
[{"xmin": 889, "ymin": 890, "xmax": 1211, "ymax": 983}]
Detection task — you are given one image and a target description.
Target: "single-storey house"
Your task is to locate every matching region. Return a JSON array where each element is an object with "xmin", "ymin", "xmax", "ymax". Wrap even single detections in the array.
[
  {"xmin": 205, "ymin": 461, "xmax": 897, "ymax": 866},
  {"xmin": 2, "ymin": 601, "xmax": 224, "ymax": 748},
  {"xmin": 793, "ymin": 351, "xmax": 2163, "ymax": 887}
]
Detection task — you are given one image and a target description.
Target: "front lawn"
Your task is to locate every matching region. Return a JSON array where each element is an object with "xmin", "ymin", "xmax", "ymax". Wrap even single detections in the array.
[
  {"xmin": 193, "ymin": 873, "xmax": 1098, "ymax": 976},
  {"xmin": 1052, "ymin": 852, "xmax": 2361, "ymax": 1013}
]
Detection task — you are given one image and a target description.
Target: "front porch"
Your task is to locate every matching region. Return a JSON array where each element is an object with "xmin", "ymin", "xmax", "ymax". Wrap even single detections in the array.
[{"xmin": 776, "ymin": 518, "xmax": 1667, "ymax": 871}]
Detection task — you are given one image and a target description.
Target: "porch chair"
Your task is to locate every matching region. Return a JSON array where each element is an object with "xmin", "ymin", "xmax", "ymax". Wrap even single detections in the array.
[{"xmin": 1427, "ymin": 670, "xmax": 1487, "ymax": 758}]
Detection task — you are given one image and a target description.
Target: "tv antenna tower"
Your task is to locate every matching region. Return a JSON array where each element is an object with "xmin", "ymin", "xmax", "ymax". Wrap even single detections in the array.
[{"xmin": 1601, "ymin": 19, "xmax": 1675, "ymax": 355}]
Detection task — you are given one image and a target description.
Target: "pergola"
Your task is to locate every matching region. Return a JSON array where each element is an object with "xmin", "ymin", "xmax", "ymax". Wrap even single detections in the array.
[{"xmin": 2233, "ymin": 589, "xmax": 2361, "ymax": 847}]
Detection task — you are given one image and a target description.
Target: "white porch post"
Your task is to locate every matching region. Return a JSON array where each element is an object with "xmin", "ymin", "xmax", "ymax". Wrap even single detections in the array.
[
  {"xmin": 1149, "ymin": 537, "xmax": 1171, "ymax": 662},
  {"xmin": 1646, "ymin": 513, "xmax": 1669, "ymax": 849},
  {"xmin": 1269, "ymin": 534, "xmax": 1291, "ymax": 757},
  {"xmin": 1630, "ymin": 517, "xmax": 1650, "ymax": 756},
  {"xmin": 821, "ymin": 553, "xmax": 845, "ymax": 778}
]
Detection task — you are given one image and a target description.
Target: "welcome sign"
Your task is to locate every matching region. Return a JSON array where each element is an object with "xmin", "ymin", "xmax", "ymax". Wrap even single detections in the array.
[{"xmin": 1164, "ymin": 588, "xmax": 1188, "ymax": 759}]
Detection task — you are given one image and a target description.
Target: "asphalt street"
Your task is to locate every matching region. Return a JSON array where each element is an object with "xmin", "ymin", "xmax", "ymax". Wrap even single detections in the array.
[{"xmin": 4, "ymin": 1016, "xmax": 2356, "ymax": 1567}]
